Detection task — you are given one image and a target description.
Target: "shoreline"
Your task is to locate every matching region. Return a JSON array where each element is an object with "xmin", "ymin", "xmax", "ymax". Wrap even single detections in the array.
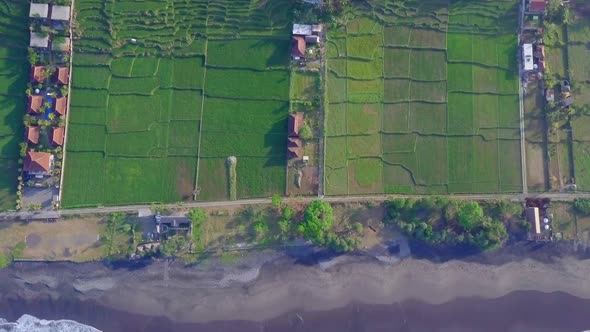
[{"xmin": 1, "ymin": 243, "xmax": 590, "ymax": 326}]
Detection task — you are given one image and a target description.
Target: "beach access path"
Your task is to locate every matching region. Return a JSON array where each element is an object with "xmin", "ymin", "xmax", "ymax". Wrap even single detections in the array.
[{"xmin": 3, "ymin": 192, "xmax": 590, "ymax": 220}]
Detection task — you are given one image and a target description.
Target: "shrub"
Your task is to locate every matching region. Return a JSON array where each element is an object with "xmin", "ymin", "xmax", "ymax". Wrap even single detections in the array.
[{"xmin": 299, "ymin": 123, "xmax": 313, "ymax": 140}]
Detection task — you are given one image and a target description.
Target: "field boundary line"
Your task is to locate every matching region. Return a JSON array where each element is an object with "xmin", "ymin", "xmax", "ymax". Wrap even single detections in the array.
[
  {"xmin": 58, "ymin": 0, "xmax": 76, "ymax": 206},
  {"xmin": 193, "ymin": 16, "xmax": 210, "ymax": 201}
]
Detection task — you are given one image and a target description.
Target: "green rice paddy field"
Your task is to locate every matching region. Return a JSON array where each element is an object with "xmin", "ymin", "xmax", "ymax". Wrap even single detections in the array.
[
  {"xmin": 0, "ymin": 2, "xmax": 27, "ymax": 210},
  {"xmin": 325, "ymin": 0, "xmax": 523, "ymax": 195},
  {"xmin": 568, "ymin": 11, "xmax": 590, "ymax": 191},
  {"xmin": 62, "ymin": 0, "xmax": 292, "ymax": 207}
]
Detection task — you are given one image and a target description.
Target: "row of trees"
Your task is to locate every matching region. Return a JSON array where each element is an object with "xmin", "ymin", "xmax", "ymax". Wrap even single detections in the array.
[{"xmin": 385, "ymin": 198, "xmax": 510, "ymax": 251}]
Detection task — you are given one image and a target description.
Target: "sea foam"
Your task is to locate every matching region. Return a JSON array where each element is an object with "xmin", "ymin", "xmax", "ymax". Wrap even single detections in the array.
[{"xmin": 0, "ymin": 314, "xmax": 101, "ymax": 332}]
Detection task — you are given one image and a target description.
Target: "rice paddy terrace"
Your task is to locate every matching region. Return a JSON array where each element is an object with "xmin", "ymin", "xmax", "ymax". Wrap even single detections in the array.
[
  {"xmin": 324, "ymin": 0, "xmax": 523, "ymax": 195},
  {"xmin": 0, "ymin": 1, "xmax": 28, "ymax": 210},
  {"xmin": 62, "ymin": 0, "xmax": 292, "ymax": 207}
]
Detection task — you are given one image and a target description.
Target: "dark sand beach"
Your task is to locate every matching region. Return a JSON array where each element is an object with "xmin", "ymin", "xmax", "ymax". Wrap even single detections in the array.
[{"xmin": 0, "ymin": 244, "xmax": 589, "ymax": 331}]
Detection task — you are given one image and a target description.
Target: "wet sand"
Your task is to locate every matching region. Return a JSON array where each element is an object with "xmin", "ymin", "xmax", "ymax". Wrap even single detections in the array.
[{"xmin": 0, "ymin": 246, "xmax": 589, "ymax": 331}]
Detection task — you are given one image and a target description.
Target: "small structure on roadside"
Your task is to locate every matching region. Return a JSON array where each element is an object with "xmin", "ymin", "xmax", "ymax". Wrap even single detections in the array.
[
  {"xmin": 54, "ymin": 96, "xmax": 67, "ymax": 115},
  {"xmin": 50, "ymin": 5, "xmax": 71, "ymax": 21},
  {"xmin": 527, "ymin": 0, "xmax": 546, "ymax": 14},
  {"xmin": 523, "ymin": 43, "xmax": 534, "ymax": 71},
  {"xmin": 24, "ymin": 151, "xmax": 53, "ymax": 176},
  {"xmin": 526, "ymin": 207, "xmax": 541, "ymax": 235},
  {"xmin": 301, "ymin": 0, "xmax": 323, "ymax": 5},
  {"xmin": 545, "ymin": 88, "xmax": 554, "ymax": 102},
  {"xmin": 535, "ymin": 44, "xmax": 545, "ymax": 72},
  {"xmin": 29, "ymin": 3, "xmax": 49, "ymax": 19},
  {"xmin": 31, "ymin": 66, "xmax": 45, "ymax": 83},
  {"xmin": 312, "ymin": 24, "xmax": 323, "ymax": 35},
  {"xmin": 55, "ymin": 66, "xmax": 69, "ymax": 85},
  {"xmin": 154, "ymin": 214, "xmax": 192, "ymax": 240},
  {"xmin": 561, "ymin": 96, "xmax": 574, "ymax": 108},
  {"xmin": 52, "ymin": 37, "xmax": 71, "ymax": 52},
  {"xmin": 30, "ymin": 32, "xmax": 49, "ymax": 48},
  {"xmin": 25, "ymin": 126, "xmax": 40, "ymax": 145},
  {"xmin": 27, "ymin": 95, "xmax": 43, "ymax": 114},
  {"xmin": 51, "ymin": 127, "xmax": 64, "ymax": 146}
]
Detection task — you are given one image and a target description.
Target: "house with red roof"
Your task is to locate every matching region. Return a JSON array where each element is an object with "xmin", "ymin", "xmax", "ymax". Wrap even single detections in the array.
[
  {"xmin": 28, "ymin": 95, "xmax": 43, "ymax": 114},
  {"xmin": 51, "ymin": 127, "xmax": 64, "ymax": 146},
  {"xmin": 528, "ymin": 0, "xmax": 546, "ymax": 13},
  {"xmin": 31, "ymin": 66, "xmax": 45, "ymax": 83},
  {"xmin": 25, "ymin": 126, "xmax": 40, "ymax": 144},
  {"xmin": 54, "ymin": 96, "xmax": 67, "ymax": 115},
  {"xmin": 24, "ymin": 151, "xmax": 53, "ymax": 176},
  {"xmin": 55, "ymin": 66, "xmax": 69, "ymax": 85}
]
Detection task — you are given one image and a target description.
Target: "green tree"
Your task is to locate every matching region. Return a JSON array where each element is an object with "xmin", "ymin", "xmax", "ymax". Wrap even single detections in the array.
[
  {"xmin": 574, "ymin": 198, "xmax": 590, "ymax": 215},
  {"xmin": 271, "ymin": 193, "xmax": 282, "ymax": 211},
  {"xmin": 456, "ymin": 201, "xmax": 484, "ymax": 231},
  {"xmin": 298, "ymin": 200, "xmax": 333, "ymax": 245},
  {"xmin": 253, "ymin": 220, "xmax": 269, "ymax": 240},
  {"xmin": 299, "ymin": 123, "xmax": 313, "ymax": 140},
  {"xmin": 281, "ymin": 206, "xmax": 295, "ymax": 221},
  {"xmin": 188, "ymin": 208, "xmax": 207, "ymax": 248},
  {"xmin": 0, "ymin": 253, "xmax": 9, "ymax": 269}
]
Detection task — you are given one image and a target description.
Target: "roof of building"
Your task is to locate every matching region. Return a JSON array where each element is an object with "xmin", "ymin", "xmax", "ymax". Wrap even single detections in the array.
[
  {"xmin": 523, "ymin": 43, "xmax": 534, "ymax": 71},
  {"xmin": 24, "ymin": 151, "xmax": 52, "ymax": 174},
  {"xmin": 30, "ymin": 32, "xmax": 49, "ymax": 48},
  {"xmin": 288, "ymin": 137, "xmax": 302, "ymax": 148},
  {"xmin": 288, "ymin": 137, "xmax": 303, "ymax": 159},
  {"xmin": 529, "ymin": 0, "xmax": 546, "ymax": 12},
  {"xmin": 288, "ymin": 113, "xmax": 304, "ymax": 137},
  {"xmin": 301, "ymin": 0, "xmax": 323, "ymax": 5},
  {"xmin": 56, "ymin": 67, "xmax": 69, "ymax": 85},
  {"xmin": 55, "ymin": 96, "xmax": 67, "ymax": 115},
  {"xmin": 312, "ymin": 24, "xmax": 323, "ymax": 32},
  {"xmin": 536, "ymin": 44, "xmax": 545, "ymax": 57},
  {"xmin": 50, "ymin": 5, "xmax": 71, "ymax": 21},
  {"xmin": 546, "ymin": 89, "xmax": 555, "ymax": 102},
  {"xmin": 561, "ymin": 96, "xmax": 574, "ymax": 107},
  {"xmin": 25, "ymin": 126, "xmax": 40, "ymax": 145},
  {"xmin": 305, "ymin": 35, "xmax": 320, "ymax": 43},
  {"xmin": 293, "ymin": 24, "xmax": 312, "ymax": 36},
  {"xmin": 292, "ymin": 36, "xmax": 306, "ymax": 58},
  {"xmin": 29, "ymin": 3, "xmax": 49, "ymax": 18},
  {"xmin": 156, "ymin": 215, "xmax": 191, "ymax": 228},
  {"xmin": 51, "ymin": 37, "xmax": 71, "ymax": 52},
  {"xmin": 28, "ymin": 95, "xmax": 43, "ymax": 114},
  {"xmin": 31, "ymin": 66, "xmax": 45, "ymax": 83},
  {"xmin": 52, "ymin": 127, "xmax": 64, "ymax": 146},
  {"xmin": 525, "ymin": 207, "xmax": 541, "ymax": 234}
]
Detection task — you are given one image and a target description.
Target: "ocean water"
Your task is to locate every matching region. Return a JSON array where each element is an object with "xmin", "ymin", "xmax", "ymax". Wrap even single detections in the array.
[{"xmin": 1, "ymin": 291, "xmax": 589, "ymax": 332}]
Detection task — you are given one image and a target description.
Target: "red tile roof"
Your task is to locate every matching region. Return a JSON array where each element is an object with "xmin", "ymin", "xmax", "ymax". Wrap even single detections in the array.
[
  {"xmin": 25, "ymin": 126, "xmax": 40, "ymax": 144},
  {"xmin": 529, "ymin": 0, "xmax": 545, "ymax": 12},
  {"xmin": 292, "ymin": 36, "xmax": 306, "ymax": 58},
  {"xmin": 28, "ymin": 95, "xmax": 43, "ymax": 114},
  {"xmin": 56, "ymin": 66, "xmax": 69, "ymax": 85},
  {"xmin": 31, "ymin": 66, "xmax": 45, "ymax": 83},
  {"xmin": 24, "ymin": 151, "xmax": 52, "ymax": 174},
  {"xmin": 55, "ymin": 96, "xmax": 67, "ymax": 115},
  {"xmin": 52, "ymin": 127, "xmax": 64, "ymax": 146},
  {"xmin": 288, "ymin": 113, "xmax": 304, "ymax": 137},
  {"xmin": 287, "ymin": 137, "xmax": 303, "ymax": 159}
]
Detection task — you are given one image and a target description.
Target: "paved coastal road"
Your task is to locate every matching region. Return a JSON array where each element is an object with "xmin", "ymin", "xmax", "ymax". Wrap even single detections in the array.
[{"xmin": 3, "ymin": 192, "xmax": 590, "ymax": 220}]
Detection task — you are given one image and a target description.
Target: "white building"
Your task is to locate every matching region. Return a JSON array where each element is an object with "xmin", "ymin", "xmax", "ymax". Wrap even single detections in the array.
[
  {"xmin": 293, "ymin": 24, "xmax": 312, "ymax": 36},
  {"xmin": 30, "ymin": 32, "xmax": 49, "ymax": 48},
  {"xmin": 523, "ymin": 43, "xmax": 534, "ymax": 71},
  {"xmin": 29, "ymin": 3, "xmax": 49, "ymax": 18},
  {"xmin": 50, "ymin": 5, "xmax": 71, "ymax": 21}
]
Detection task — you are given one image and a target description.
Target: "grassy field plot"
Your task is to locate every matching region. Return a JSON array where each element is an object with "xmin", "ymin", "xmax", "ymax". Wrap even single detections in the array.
[
  {"xmin": 0, "ymin": 2, "xmax": 28, "ymax": 210},
  {"xmin": 325, "ymin": 0, "xmax": 521, "ymax": 195},
  {"xmin": 64, "ymin": 0, "xmax": 293, "ymax": 207}
]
